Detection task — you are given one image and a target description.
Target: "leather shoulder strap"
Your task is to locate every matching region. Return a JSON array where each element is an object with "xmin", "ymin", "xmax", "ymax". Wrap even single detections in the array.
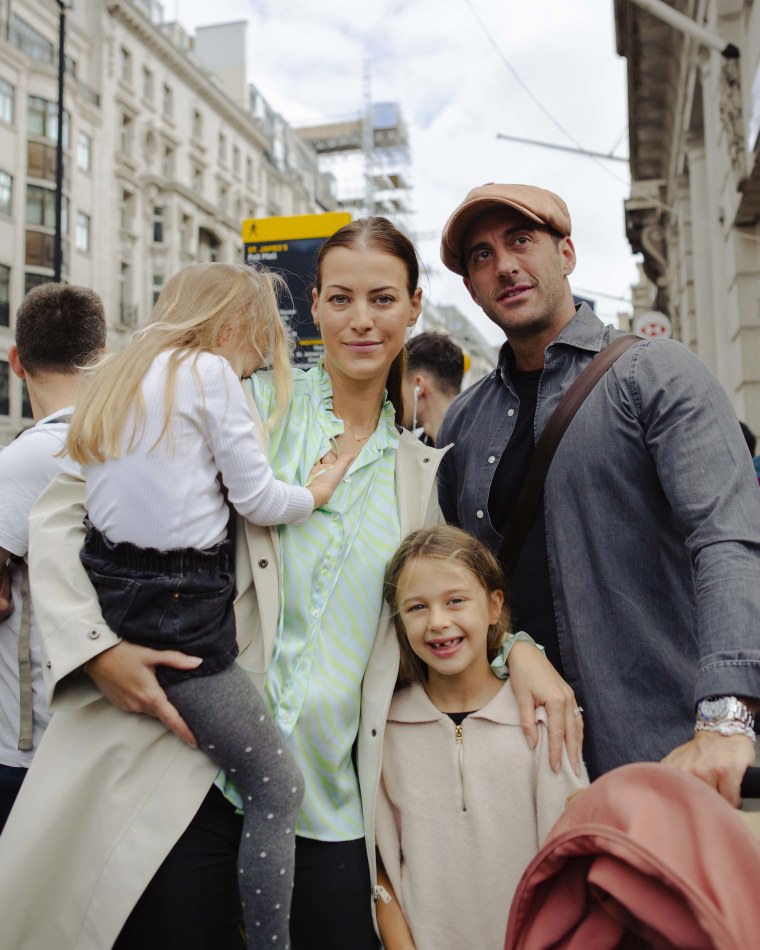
[
  {"xmin": 16, "ymin": 561, "xmax": 33, "ymax": 751},
  {"xmin": 498, "ymin": 334, "xmax": 640, "ymax": 580}
]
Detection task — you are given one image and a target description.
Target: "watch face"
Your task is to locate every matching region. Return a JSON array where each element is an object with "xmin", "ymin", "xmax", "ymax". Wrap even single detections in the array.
[{"xmin": 699, "ymin": 697, "xmax": 731, "ymax": 721}]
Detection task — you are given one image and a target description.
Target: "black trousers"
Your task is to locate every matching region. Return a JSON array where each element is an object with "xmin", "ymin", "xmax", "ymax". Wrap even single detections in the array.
[
  {"xmin": 115, "ymin": 785, "xmax": 378, "ymax": 950},
  {"xmin": 0, "ymin": 764, "xmax": 26, "ymax": 834}
]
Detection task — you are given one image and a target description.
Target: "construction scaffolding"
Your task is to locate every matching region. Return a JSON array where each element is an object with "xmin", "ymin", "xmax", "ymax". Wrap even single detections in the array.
[{"xmin": 295, "ymin": 100, "xmax": 412, "ymax": 230}]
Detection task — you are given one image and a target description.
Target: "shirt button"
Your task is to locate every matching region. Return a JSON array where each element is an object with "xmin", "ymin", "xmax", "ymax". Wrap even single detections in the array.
[
  {"xmin": 88, "ymin": 629, "xmax": 100, "ymax": 639},
  {"xmin": 488, "ymin": 455, "xmax": 496, "ymax": 464},
  {"xmin": 331, "ymin": 512, "xmax": 340, "ymax": 521},
  {"xmin": 281, "ymin": 713, "xmax": 292, "ymax": 724},
  {"xmin": 476, "ymin": 510, "xmax": 484, "ymax": 519},
  {"xmin": 343, "ymin": 475, "xmax": 351, "ymax": 484},
  {"xmin": 507, "ymin": 409, "xmax": 515, "ymax": 417},
  {"xmin": 258, "ymin": 558, "xmax": 268, "ymax": 568},
  {"xmin": 311, "ymin": 608, "xmax": 320, "ymax": 619}
]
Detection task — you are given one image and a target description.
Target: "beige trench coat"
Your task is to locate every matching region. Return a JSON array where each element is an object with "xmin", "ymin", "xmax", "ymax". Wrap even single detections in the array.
[{"xmin": 0, "ymin": 391, "xmax": 444, "ymax": 950}]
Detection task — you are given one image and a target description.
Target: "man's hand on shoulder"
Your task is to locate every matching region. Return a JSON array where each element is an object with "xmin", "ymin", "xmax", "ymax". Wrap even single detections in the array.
[
  {"xmin": 507, "ymin": 640, "xmax": 584, "ymax": 776},
  {"xmin": 662, "ymin": 732, "xmax": 755, "ymax": 807}
]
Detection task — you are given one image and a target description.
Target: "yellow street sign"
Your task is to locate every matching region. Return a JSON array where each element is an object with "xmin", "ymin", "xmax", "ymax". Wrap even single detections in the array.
[{"xmin": 241, "ymin": 212, "xmax": 352, "ymax": 244}]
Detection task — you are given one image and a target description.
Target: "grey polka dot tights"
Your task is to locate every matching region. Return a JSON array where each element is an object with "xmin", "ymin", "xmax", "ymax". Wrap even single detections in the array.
[{"xmin": 169, "ymin": 664, "xmax": 305, "ymax": 949}]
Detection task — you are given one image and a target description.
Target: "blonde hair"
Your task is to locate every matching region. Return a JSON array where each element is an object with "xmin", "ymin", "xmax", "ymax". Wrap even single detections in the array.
[
  {"xmin": 383, "ymin": 525, "xmax": 511, "ymax": 686},
  {"xmin": 68, "ymin": 262, "xmax": 293, "ymax": 464}
]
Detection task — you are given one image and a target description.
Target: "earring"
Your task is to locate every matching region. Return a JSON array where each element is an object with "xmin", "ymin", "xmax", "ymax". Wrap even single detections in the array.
[{"xmin": 412, "ymin": 385, "xmax": 420, "ymax": 430}]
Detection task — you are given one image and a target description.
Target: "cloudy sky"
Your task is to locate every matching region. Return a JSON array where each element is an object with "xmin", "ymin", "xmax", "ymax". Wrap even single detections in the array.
[{"xmin": 175, "ymin": 0, "xmax": 640, "ymax": 345}]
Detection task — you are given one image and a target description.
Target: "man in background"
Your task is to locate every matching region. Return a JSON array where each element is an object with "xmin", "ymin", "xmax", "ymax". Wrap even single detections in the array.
[
  {"xmin": 402, "ymin": 332, "xmax": 465, "ymax": 446},
  {"xmin": 0, "ymin": 282, "xmax": 105, "ymax": 829}
]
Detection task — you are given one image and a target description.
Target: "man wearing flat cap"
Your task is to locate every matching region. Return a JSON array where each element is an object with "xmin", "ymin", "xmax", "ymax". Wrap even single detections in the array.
[{"xmin": 437, "ymin": 183, "xmax": 760, "ymax": 805}]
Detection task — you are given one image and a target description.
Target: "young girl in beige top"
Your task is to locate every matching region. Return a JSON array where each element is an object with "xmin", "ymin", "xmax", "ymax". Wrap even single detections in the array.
[{"xmin": 376, "ymin": 526, "xmax": 589, "ymax": 950}]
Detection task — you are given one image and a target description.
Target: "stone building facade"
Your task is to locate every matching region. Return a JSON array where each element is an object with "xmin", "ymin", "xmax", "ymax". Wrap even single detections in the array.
[
  {"xmin": 0, "ymin": 0, "xmax": 332, "ymax": 444},
  {"xmin": 615, "ymin": 0, "xmax": 760, "ymax": 432}
]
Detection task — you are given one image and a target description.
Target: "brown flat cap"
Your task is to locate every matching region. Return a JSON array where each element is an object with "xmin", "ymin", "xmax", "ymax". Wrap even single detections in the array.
[{"xmin": 440, "ymin": 183, "xmax": 572, "ymax": 276}]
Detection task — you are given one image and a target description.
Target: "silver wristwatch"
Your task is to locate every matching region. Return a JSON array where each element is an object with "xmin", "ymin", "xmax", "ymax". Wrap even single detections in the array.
[{"xmin": 695, "ymin": 695, "xmax": 756, "ymax": 741}]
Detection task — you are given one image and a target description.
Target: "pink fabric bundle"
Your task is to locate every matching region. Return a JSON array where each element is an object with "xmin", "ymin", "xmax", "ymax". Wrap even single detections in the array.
[{"xmin": 505, "ymin": 762, "xmax": 760, "ymax": 949}]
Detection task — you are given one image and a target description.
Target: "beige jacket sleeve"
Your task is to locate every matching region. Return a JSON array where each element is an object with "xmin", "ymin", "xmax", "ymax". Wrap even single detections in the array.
[
  {"xmin": 28, "ymin": 470, "xmax": 120, "ymax": 710},
  {"xmin": 534, "ymin": 713, "xmax": 591, "ymax": 844}
]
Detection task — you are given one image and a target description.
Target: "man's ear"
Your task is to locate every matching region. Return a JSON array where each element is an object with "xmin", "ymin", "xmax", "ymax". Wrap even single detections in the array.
[
  {"xmin": 8, "ymin": 345, "xmax": 25, "ymax": 380},
  {"xmin": 560, "ymin": 237, "xmax": 576, "ymax": 277},
  {"xmin": 413, "ymin": 374, "xmax": 426, "ymax": 398}
]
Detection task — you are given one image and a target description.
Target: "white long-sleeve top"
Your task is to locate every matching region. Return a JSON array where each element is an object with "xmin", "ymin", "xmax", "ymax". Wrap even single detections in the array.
[{"xmin": 85, "ymin": 350, "xmax": 313, "ymax": 549}]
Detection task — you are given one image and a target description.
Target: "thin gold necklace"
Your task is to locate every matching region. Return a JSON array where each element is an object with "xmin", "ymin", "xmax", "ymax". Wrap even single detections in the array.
[{"xmin": 334, "ymin": 410, "xmax": 372, "ymax": 442}]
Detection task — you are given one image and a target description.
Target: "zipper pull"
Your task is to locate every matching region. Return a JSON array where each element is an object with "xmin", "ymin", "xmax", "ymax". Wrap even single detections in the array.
[
  {"xmin": 373, "ymin": 884, "xmax": 392, "ymax": 904},
  {"xmin": 455, "ymin": 723, "xmax": 467, "ymax": 812}
]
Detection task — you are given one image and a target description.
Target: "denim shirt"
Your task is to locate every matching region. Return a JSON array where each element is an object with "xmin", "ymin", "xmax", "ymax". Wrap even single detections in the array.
[{"xmin": 438, "ymin": 304, "xmax": 760, "ymax": 777}]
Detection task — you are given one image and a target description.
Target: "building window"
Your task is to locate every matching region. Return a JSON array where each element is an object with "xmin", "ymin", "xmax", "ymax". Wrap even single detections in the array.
[
  {"xmin": 246, "ymin": 156, "xmax": 253, "ymax": 186},
  {"xmin": 152, "ymin": 273, "xmax": 164, "ymax": 305},
  {"xmin": 0, "ymin": 361, "xmax": 9, "ymax": 416},
  {"xmin": 120, "ymin": 189, "xmax": 134, "ymax": 230},
  {"xmin": 144, "ymin": 130, "xmax": 156, "ymax": 163},
  {"xmin": 181, "ymin": 214, "xmax": 192, "ymax": 253},
  {"xmin": 25, "ymin": 231, "xmax": 55, "ymax": 268},
  {"xmin": 120, "ymin": 46, "xmax": 132, "ymax": 84},
  {"xmin": 0, "ymin": 171, "xmax": 12, "ymax": 215},
  {"xmin": 0, "ymin": 78, "xmax": 15, "ymax": 125},
  {"xmin": 162, "ymin": 83, "xmax": 173, "ymax": 118},
  {"xmin": 142, "ymin": 66, "xmax": 154, "ymax": 102},
  {"xmin": 233, "ymin": 145, "xmax": 240, "ymax": 176},
  {"xmin": 120, "ymin": 112, "xmax": 133, "ymax": 155},
  {"xmin": 192, "ymin": 164, "xmax": 203, "ymax": 195},
  {"xmin": 162, "ymin": 145, "xmax": 174, "ymax": 178},
  {"xmin": 24, "ymin": 272, "xmax": 48, "ymax": 295},
  {"xmin": 75, "ymin": 212, "xmax": 90, "ymax": 252},
  {"xmin": 218, "ymin": 132, "xmax": 226, "ymax": 164},
  {"xmin": 10, "ymin": 15, "xmax": 53, "ymax": 65},
  {"xmin": 119, "ymin": 261, "xmax": 137, "ymax": 327},
  {"xmin": 21, "ymin": 381, "xmax": 33, "ymax": 419},
  {"xmin": 27, "ymin": 140, "xmax": 57, "ymax": 182},
  {"xmin": 27, "ymin": 96, "xmax": 69, "ymax": 146},
  {"xmin": 76, "ymin": 130, "xmax": 91, "ymax": 171},
  {"xmin": 26, "ymin": 184, "xmax": 67, "ymax": 232},
  {"xmin": 192, "ymin": 109, "xmax": 202, "ymax": 140},
  {"xmin": 0, "ymin": 263, "xmax": 9, "ymax": 327},
  {"xmin": 218, "ymin": 182, "xmax": 228, "ymax": 213},
  {"xmin": 153, "ymin": 206, "xmax": 164, "ymax": 243}
]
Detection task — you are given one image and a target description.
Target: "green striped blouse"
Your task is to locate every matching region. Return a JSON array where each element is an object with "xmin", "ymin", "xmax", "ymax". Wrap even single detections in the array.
[{"xmin": 218, "ymin": 360, "xmax": 400, "ymax": 840}]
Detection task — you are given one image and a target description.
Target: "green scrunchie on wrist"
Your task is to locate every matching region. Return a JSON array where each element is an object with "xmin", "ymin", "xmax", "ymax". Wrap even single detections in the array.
[{"xmin": 490, "ymin": 630, "xmax": 545, "ymax": 680}]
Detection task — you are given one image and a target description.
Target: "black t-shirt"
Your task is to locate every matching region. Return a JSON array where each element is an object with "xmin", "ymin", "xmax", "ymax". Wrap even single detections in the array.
[
  {"xmin": 446, "ymin": 711, "xmax": 473, "ymax": 726},
  {"xmin": 488, "ymin": 364, "xmax": 565, "ymax": 678}
]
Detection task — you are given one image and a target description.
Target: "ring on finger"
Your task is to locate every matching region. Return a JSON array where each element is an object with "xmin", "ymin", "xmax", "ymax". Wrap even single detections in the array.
[{"xmin": 573, "ymin": 706, "xmax": 584, "ymax": 718}]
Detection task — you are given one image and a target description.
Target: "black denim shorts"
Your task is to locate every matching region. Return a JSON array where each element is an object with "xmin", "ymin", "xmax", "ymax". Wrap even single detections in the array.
[{"xmin": 80, "ymin": 520, "xmax": 238, "ymax": 687}]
